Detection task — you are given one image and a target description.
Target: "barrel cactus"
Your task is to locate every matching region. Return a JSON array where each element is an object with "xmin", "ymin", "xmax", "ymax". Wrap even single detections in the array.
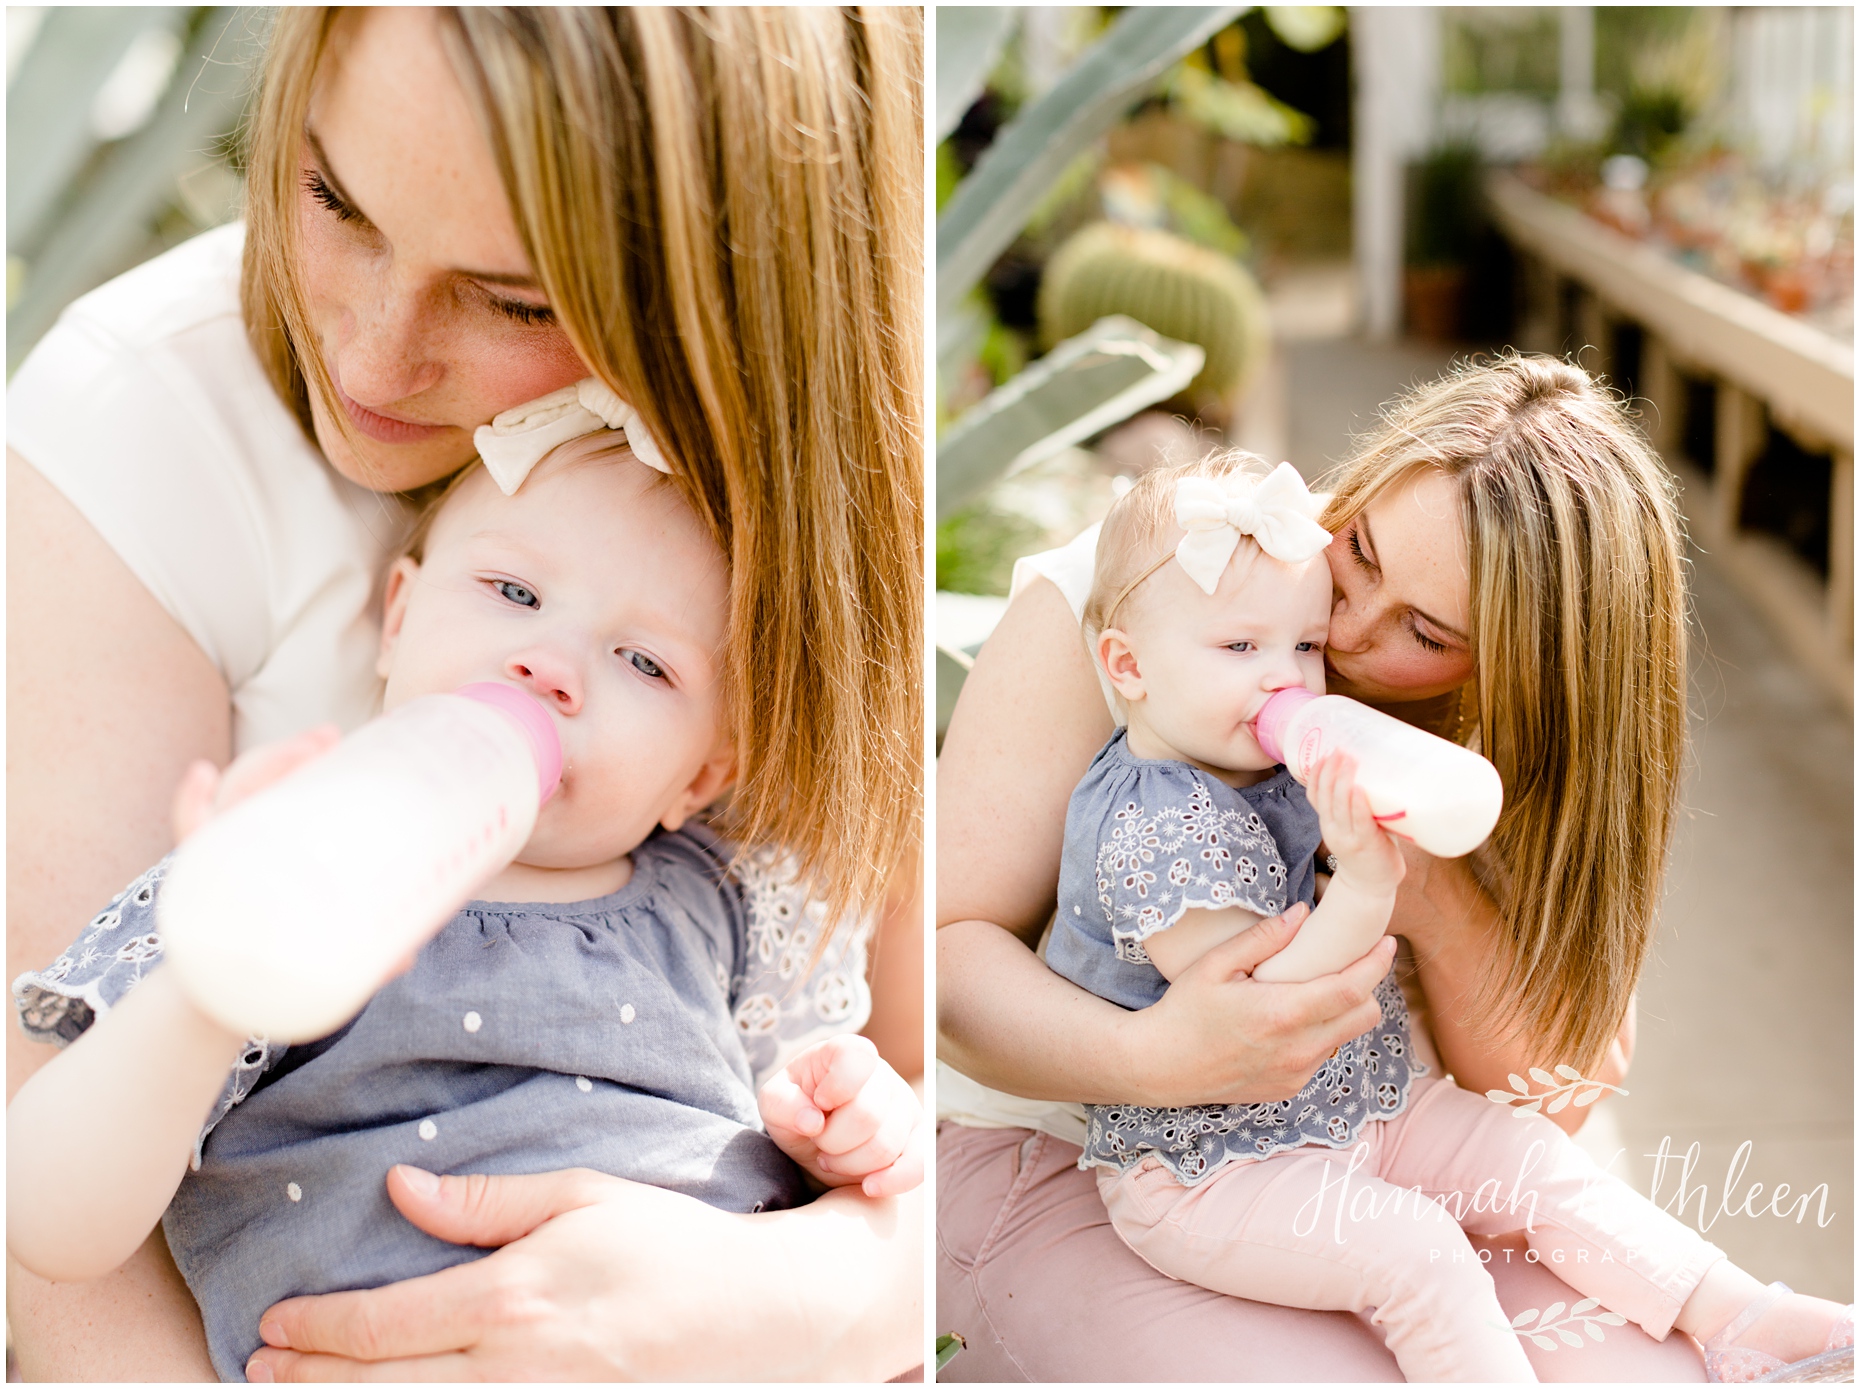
[{"xmin": 1036, "ymin": 222, "xmax": 1271, "ymax": 401}]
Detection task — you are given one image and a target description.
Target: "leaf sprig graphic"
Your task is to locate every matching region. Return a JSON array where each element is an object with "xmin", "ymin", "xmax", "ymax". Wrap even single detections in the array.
[
  {"xmin": 1485, "ymin": 1066, "xmax": 1626, "ymax": 1117},
  {"xmin": 1508, "ymin": 1299, "xmax": 1628, "ymax": 1349}
]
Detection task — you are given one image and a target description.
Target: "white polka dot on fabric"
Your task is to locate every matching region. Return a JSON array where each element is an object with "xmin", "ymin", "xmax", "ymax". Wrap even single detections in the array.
[
  {"xmin": 463, "ymin": 1011, "xmax": 482, "ymax": 1033},
  {"xmin": 286, "ymin": 1182, "xmax": 302, "ymax": 1202},
  {"xmin": 418, "ymin": 1119, "xmax": 438, "ymax": 1141},
  {"xmin": 619, "ymin": 1004, "xmax": 636, "ymax": 1024},
  {"xmin": 575, "ymin": 1076, "xmax": 593, "ymax": 1093}
]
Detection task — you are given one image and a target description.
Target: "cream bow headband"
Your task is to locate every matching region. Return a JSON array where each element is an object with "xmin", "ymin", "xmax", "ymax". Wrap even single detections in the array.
[
  {"xmin": 1172, "ymin": 463, "xmax": 1332, "ymax": 594},
  {"xmin": 473, "ymin": 378, "xmax": 673, "ymax": 495}
]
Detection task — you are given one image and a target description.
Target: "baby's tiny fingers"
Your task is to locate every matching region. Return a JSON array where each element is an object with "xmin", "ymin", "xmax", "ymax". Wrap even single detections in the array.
[
  {"xmin": 861, "ymin": 1123, "xmax": 927, "ymax": 1198},
  {"xmin": 819, "ymin": 1091, "xmax": 918, "ymax": 1173},
  {"xmin": 808, "ymin": 1035, "xmax": 881, "ymax": 1113},
  {"xmin": 757, "ymin": 1072, "xmax": 824, "ymax": 1139}
]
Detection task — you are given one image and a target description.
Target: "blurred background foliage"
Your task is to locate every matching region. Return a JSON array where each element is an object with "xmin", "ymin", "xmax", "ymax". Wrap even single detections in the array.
[{"xmin": 7, "ymin": 7, "xmax": 263, "ymax": 375}]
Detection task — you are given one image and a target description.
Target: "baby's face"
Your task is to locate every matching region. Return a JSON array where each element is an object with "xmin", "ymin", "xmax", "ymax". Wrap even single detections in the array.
[
  {"xmin": 1108, "ymin": 543, "xmax": 1332, "ymax": 777},
  {"xmin": 378, "ymin": 437, "xmax": 732, "ymax": 873}
]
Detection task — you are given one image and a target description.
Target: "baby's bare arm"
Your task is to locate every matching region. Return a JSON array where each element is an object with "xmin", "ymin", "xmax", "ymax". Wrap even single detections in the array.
[
  {"xmin": 7, "ymin": 968, "xmax": 245, "ymax": 1283},
  {"xmin": 1144, "ymin": 904, "xmax": 1270, "ymax": 980},
  {"xmin": 1254, "ymin": 752, "xmax": 1403, "ymax": 984}
]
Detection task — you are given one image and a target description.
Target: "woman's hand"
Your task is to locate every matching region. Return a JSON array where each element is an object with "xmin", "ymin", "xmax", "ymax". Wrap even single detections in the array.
[
  {"xmin": 244, "ymin": 1164, "xmax": 922, "ymax": 1382},
  {"xmin": 1126, "ymin": 910, "xmax": 1396, "ymax": 1105}
]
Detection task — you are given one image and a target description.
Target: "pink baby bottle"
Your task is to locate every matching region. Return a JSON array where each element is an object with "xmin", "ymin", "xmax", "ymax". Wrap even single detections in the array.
[
  {"xmin": 158, "ymin": 684, "xmax": 562, "ymax": 1041},
  {"xmin": 1254, "ymin": 687, "xmax": 1504, "ymax": 858}
]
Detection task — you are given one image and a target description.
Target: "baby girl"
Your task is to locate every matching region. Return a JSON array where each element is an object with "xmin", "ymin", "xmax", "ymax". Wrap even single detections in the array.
[
  {"xmin": 8, "ymin": 396, "xmax": 923, "ymax": 1382},
  {"xmin": 1044, "ymin": 455, "xmax": 1851, "ymax": 1382}
]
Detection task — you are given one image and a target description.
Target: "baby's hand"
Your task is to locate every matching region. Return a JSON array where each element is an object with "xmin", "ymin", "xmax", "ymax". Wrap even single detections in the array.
[
  {"xmin": 757, "ymin": 1035, "xmax": 924, "ymax": 1197},
  {"xmin": 1309, "ymin": 750, "xmax": 1405, "ymax": 897}
]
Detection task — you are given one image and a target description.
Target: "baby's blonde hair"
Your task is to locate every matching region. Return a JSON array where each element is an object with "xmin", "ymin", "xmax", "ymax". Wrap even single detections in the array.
[{"xmin": 1084, "ymin": 451, "xmax": 1276, "ymax": 636}]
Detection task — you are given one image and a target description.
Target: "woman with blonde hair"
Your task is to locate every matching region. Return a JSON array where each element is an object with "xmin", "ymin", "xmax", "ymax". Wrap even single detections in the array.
[
  {"xmin": 8, "ymin": 7, "xmax": 921, "ymax": 1379},
  {"xmin": 936, "ymin": 353, "xmax": 1743, "ymax": 1380}
]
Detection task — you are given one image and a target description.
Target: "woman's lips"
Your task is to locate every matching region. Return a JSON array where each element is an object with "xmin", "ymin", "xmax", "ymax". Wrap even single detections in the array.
[{"xmin": 335, "ymin": 382, "xmax": 450, "ymax": 445}]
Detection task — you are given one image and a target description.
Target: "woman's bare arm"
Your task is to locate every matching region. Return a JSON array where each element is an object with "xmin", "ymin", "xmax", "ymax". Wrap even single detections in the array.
[
  {"xmin": 861, "ymin": 846, "xmax": 924, "ymax": 1082},
  {"xmin": 936, "ymin": 576, "xmax": 1389, "ymax": 1107},
  {"xmin": 7, "ymin": 450, "xmax": 231, "ymax": 1374}
]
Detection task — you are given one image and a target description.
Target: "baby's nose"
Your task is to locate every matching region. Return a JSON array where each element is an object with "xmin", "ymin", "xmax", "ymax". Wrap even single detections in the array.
[{"xmin": 505, "ymin": 648, "xmax": 582, "ymax": 714}]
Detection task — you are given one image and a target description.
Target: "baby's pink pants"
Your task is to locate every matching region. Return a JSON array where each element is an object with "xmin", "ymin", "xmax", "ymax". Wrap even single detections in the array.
[{"xmin": 1098, "ymin": 1077, "xmax": 1726, "ymax": 1383}]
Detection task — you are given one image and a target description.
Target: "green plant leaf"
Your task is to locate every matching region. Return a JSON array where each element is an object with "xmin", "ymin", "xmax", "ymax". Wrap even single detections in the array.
[
  {"xmin": 935, "ymin": 8, "xmax": 1019, "ymax": 143},
  {"xmin": 935, "ymin": 1332, "xmax": 967, "ymax": 1371},
  {"xmin": 935, "ymin": 5, "xmax": 1242, "ymax": 315}
]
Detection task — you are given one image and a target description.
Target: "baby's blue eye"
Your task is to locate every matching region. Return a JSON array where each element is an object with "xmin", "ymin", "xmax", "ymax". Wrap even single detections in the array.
[
  {"xmin": 1227, "ymin": 641, "xmax": 1255, "ymax": 654},
  {"xmin": 624, "ymin": 649, "xmax": 666, "ymax": 681},
  {"xmin": 495, "ymin": 580, "xmax": 539, "ymax": 608},
  {"xmin": 1297, "ymin": 641, "xmax": 1323, "ymax": 653}
]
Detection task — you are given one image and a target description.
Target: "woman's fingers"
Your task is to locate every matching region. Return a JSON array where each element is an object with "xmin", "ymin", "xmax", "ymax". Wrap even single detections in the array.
[
  {"xmin": 246, "ymin": 1346, "xmax": 477, "ymax": 1383},
  {"xmin": 253, "ymin": 1257, "xmax": 500, "ymax": 1367},
  {"xmin": 382, "ymin": 1164, "xmax": 616, "ymax": 1248},
  {"xmin": 1195, "ymin": 901, "xmax": 1309, "ymax": 978}
]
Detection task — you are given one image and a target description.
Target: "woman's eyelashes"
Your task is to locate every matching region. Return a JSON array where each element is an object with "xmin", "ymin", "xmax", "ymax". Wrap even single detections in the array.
[
  {"xmin": 1409, "ymin": 622, "xmax": 1450, "ymax": 655},
  {"xmin": 482, "ymin": 291, "xmax": 555, "ymax": 327},
  {"xmin": 1347, "ymin": 526, "xmax": 1377, "ymax": 572},
  {"xmin": 303, "ymin": 168, "xmax": 365, "ymax": 226}
]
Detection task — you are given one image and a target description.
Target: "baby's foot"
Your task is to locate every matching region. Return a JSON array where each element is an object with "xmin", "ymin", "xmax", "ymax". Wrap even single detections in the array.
[{"xmin": 1704, "ymin": 1284, "xmax": 1854, "ymax": 1383}]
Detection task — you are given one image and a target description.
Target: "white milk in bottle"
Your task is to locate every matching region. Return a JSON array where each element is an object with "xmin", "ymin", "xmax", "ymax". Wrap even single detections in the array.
[
  {"xmin": 1254, "ymin": 687, "xmax": 1503, "ymax": 858},
  {"xmin": 158, "ymin": 683, "xmax": 562, "ymax": 1041}
]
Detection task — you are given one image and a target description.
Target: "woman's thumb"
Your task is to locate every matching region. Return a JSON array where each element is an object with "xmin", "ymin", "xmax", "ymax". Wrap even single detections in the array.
[
  {"xmin": 1200, "ymin": 903, "xmax": 1310, "ymax": 979},
  {"xmin": 385, "ymin": 1164, "xmax": 615, "ymax": 1247}
]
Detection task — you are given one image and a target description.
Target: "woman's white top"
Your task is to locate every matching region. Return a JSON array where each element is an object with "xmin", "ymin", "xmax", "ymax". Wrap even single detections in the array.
[
  {"xmin": 936, "ymin": 527, "xmax": 1442, "ymax": 1143},
  {"xmin": 7, "ymin": 223, "xmax": 405, "ymax": 754}
]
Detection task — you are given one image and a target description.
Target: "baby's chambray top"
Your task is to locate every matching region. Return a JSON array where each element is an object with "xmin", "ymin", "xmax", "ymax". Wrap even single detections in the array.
[
  {"xmin": 14, "ymin": 825, "xmax": 853, "ymax": 1383},
  {"xmin": 1047, "ymin": 730, "xmax": 1423, "ymax": 1185}
]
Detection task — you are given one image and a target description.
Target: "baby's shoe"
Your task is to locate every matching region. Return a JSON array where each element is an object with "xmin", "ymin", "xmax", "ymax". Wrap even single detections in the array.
[{"xmin": 1702, "ymin": 1282, "xmax": 1855, "ymax": 1383}]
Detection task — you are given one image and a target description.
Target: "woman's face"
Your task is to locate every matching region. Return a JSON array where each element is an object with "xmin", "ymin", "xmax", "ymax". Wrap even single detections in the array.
[
  {"xmin": 1323, "ymin": 467, "xmax": 1477, "ymax": 705},
  {"xmin": 298, "ymin": 8, "xmax": 587, "ymax": 493}
]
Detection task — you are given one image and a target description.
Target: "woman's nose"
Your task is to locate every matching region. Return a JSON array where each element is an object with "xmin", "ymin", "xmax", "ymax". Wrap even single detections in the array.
[
  {"xmin": 333, "ymin": 276, "xmax": 445, "ymax": 409},
  {"xmin": 1327, "ymin": 594, "xmax": 1371, "ymax": 654},
  {"xmin": 505, "ymin": 648, "xmax": 582, "ymax": 714}
]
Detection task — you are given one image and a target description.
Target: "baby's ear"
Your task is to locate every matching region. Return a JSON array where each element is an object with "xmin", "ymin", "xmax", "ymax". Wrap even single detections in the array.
[
  {"xmin": 1097, "ymin": 628, "xmax": 1146, "ymax": 702},
  {"xmin": 377, "ymin": 557, "xmax": 421, "ymax": 680},
  {"xmin": 660, "ymin": 743, "xmax": 738, "ymax": 833}
]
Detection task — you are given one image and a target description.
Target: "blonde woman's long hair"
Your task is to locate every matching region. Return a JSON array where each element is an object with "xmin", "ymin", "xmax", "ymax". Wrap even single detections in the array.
[
  {"xmin": 241, "ymin": 8, "xmax": 923, "ymax": 919},
  {"xmin": 1322, "ymin": 353, "xmax": 1689, "ymax": 1071}
]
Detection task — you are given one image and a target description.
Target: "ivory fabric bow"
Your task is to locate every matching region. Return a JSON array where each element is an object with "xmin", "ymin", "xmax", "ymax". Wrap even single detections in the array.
[
  {"xmin": 473, "ymin": 377, "xmax": 673, "ymax": 495},
  {"xmin": 1173, "ymin": 463, "xmax": 1332, "ymax": 594}
]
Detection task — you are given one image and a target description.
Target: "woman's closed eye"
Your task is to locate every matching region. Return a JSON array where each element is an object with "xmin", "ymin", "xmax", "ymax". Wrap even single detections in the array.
[
  {"xmin": 1409, "ymin": 621, "xmax": 1449, "ymax": 655},
  {"xmin": 303, "ymin": 168, "xmax": 366, "ymax": 227},
  {"xmin": 1347, "ymin": 526, "xmax": 1377, "ymax": 572}
]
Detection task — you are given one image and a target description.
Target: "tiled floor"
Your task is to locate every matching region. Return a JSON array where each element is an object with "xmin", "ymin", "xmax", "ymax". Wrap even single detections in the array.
[{"xmin": 1282, "ymin": 332, "xmax": 1855, "ymax": 1302}]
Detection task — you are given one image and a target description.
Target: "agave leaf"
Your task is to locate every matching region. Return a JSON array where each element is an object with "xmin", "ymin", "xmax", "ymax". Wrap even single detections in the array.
[
  {"xmin": 935, "ymin": 8, "xmax": 1021, "ymax": 144},
  {"xmin": 1529, "ymin": 1066, "xmax": 1557, "ymax": 1086},
  {"xmin": 1555, "ymin": 1064, "xmax": 1583, "ymax": 1080},
  {"xmin": 935, "ymin": 6, "xmax": 1242, "ymax": 314},
  {"xmin": 935, "ymin": 316, "xmax": 1204, "ymax": 512}
]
